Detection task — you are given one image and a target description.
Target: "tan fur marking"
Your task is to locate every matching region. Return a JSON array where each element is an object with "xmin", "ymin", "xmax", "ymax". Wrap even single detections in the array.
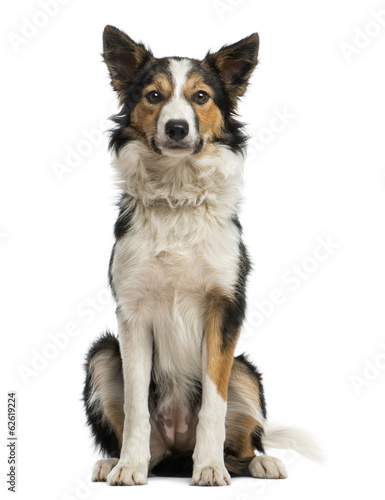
[
  {"xmin": 225, "ymin": 358, "xmax": 265, "ymax": 458},
  {"xmin": 231, "ymin": 358, "xmax": 262, "ymax": 409},
  {"xmin": 204, "ymin": 288, "xmax": 238, "ymax": 401},
  {"xmin": 130, "ymin": 74, "xmax": 173, "ymax": 146},
  {"xmin": 102, "ymin": 402, "xmax": 124, "ymax": 448},
  {"xmin": 184, "ymin": 73, "xmax": 224, "ymax": 141},
  {"xmin": 225, "ymin": 412, "xmax": 257, "ymax": 457},
  {"xmin": 90, "ymin": 352, "xmax": 124, "ymax": 447}
]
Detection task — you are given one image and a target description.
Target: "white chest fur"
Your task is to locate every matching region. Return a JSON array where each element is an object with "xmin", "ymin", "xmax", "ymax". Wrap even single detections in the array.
[{"xmin": 111, "ymin": 141, "xmax": 244, "ymax": 407}]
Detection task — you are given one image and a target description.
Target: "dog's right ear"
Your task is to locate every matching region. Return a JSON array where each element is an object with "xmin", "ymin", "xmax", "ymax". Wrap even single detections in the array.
[
  {"xmin": 103, "ymin": 25, "xmax": 154, "ymax": 92},
  {"xmin": 203, "ymin": 33, "xmax": 259, "ymax": 105}
]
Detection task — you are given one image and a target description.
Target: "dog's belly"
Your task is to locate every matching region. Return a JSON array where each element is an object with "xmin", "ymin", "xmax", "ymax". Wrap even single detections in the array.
[{"xmin": 152, "ymin": 404, "xmax": 199, "ymax": 453}]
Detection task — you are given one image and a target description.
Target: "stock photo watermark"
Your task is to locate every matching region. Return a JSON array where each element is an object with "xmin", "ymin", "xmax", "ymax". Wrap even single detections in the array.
[
  {"xmin": 350, "ymin": 341, "xmax": 385, "ymax": 395},
  {"xmin": 17, "ymin": 287, "xmax": 113, "ymax": 386},
  {"xmin": 0, "ymin": 232, "xmax": 8, "ymax": 246},
  {"xmin": 6, "ymin": 392, "xmax": 18, "ymax": 493},
  {"xmin": 247, "ymin": 106, "xmax": 296, "ymax": 163},
  {"xmin": 213, "ymin": 0, "xmax": 250, "ymax": 20},
  {"xmin": 340, "ymin": 8, "xmax": 385, "ymax": 63},
  {"xmin": 52, "ymin": 118, "xmax": 110, "ymax": 182},
  {"xmin": 61, "ymin": 474, "xmax": 98, "ymax": 500},
  {"xmin": 7, "ymin": 0, "xmax": 71, "ymax": 54},
  {"xmin": 241, "ymin": 235, "xmax": 340, "ymax": 341}
]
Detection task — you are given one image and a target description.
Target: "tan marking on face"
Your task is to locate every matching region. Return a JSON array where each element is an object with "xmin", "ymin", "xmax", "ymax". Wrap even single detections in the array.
[
  {"xmin": 183, "ymin": 73, "xmax": 224, "ymax": 142},
  {"xmin": 204, "ymin": 288, "xmax": 239, "ymax": 401},
  {"xmin": 130, "ymin": 73, "xmax": 173, "ymax": 145}
]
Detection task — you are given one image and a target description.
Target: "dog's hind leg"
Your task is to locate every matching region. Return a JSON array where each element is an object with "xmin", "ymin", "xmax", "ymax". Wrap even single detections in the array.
[
  {"xmin": 83, "ymin": 332, "xmax": 124, "ymax": 481},
  {"xmin": 224, "ymin": 354, "xmax": 287, "ymax": 479},
  {"xmin": 83, "ymin": 331, "xmax": 169, "ymax": 482},
  {"xmin": 83, "ymin": 332, "xmax": 124, "ymax": 455}
]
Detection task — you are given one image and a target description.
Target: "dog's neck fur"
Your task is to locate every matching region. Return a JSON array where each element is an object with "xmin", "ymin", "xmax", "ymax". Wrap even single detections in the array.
[{"xmin": 113, "ymin": 140, "xmax": 244, "ymax": 217}]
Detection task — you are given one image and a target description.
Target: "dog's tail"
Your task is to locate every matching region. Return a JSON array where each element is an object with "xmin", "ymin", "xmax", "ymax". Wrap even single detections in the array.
[{"xmin": 262, "ymin": 422, "xmax": 325, "ymax": 463}]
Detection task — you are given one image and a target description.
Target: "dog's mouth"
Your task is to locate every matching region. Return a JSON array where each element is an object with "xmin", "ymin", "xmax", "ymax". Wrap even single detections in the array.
[{"xmin": 151, "ymin": 137, "xmax": 204, "ymax": 157}]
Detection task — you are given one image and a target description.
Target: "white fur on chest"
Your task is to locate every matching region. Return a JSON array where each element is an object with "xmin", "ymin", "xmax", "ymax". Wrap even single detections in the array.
[{"xmin": 111, "ymin": 141, "xmax": 244, "ymax": 406}]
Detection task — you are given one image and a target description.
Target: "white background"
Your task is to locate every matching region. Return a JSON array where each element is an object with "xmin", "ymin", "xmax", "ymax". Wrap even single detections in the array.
[{"xmin": 1, "ymin": 0, "xmax": 385, "ymax": 499}]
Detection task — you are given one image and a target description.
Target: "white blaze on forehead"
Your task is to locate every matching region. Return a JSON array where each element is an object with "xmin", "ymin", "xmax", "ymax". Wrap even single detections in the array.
[
  {"xmin": 156, "ymin": 58, "xmax": 198, "ymax": 145},
  {"xmin": 169, "ymin": 58, "xmax": 192, "ymax": 97}
]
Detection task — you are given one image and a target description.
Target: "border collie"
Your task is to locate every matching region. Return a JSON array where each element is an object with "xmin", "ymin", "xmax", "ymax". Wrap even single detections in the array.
[{"xmin": 83, "ymin": 25, "xmax": 321, "ymax": 486}]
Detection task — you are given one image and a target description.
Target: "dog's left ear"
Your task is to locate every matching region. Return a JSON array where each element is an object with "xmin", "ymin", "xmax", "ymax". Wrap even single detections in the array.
[{"xmin": 203, "ymin": 33, "xmax": 259, "ymax": 100}]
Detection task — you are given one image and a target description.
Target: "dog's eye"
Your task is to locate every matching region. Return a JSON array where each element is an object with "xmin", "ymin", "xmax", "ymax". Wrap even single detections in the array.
[
  {"xmin": 146, "ymin": 91, "xmax": 162, "ymax": 104},
  {"xmin": 194, "ymin": 91, "xmax": 209, "ymax": 104}
]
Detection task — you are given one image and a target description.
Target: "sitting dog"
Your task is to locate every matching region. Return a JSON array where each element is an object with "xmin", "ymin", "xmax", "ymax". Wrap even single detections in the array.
[{"xmin": 83, "ymin": 25, "xmax": 320, "ymax": 486}]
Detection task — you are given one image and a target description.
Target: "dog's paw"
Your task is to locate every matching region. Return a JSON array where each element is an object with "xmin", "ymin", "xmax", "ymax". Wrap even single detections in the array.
[
  {"xmin": 249, "ymin": 456, "xmax": 287, "ymax": 479},
  {"xmin": 92, "ymin": 458, "xmax": 119, "ymax": 482},
  {"xmin": 106, "ymin": 461, "xmax": 148, "ymax": 486},
  {"xmin": 191, "ymin": 465, "xmax": 231, "ymax": 486}
]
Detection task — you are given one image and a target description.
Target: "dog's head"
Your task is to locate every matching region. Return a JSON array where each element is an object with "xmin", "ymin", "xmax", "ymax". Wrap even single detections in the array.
[{"xmin": 103, "ymin": 26, "xmax": 259, "ymax": 157}]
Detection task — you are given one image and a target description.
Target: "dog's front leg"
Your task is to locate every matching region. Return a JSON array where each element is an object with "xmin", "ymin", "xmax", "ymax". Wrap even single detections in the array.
[
  {"xmin": 107, "ymin": 313, "xmax": 152, "ymax": 486},
  {"xmin": 191, "ymin": 293, "xmax": 240, "ymax": 486}
]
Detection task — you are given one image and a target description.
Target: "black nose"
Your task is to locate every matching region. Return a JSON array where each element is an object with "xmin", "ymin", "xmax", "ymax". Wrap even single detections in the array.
[{"xmin": 165, "ymin": 120, "xmax": 189, "ymax": 142}]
